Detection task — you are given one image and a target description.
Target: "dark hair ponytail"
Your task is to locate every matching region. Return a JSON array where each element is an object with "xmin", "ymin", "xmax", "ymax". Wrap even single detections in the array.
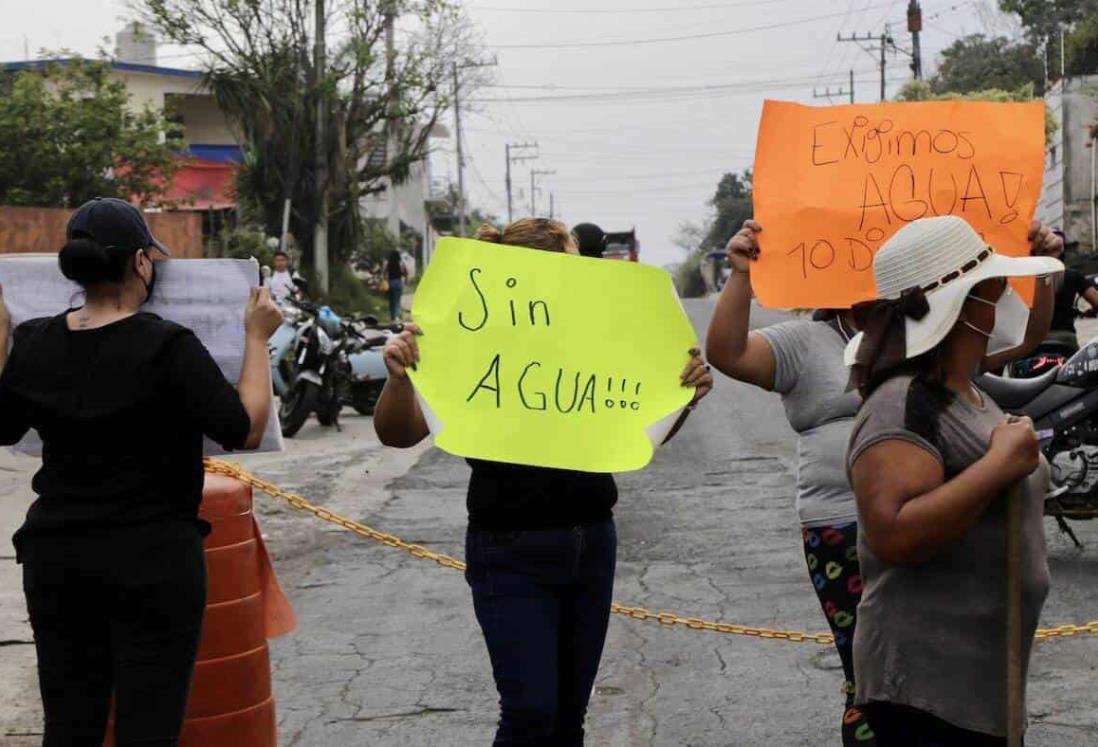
[{"xmin": 58, "ymin": 238, "xmax": 132, "ymax": 286}]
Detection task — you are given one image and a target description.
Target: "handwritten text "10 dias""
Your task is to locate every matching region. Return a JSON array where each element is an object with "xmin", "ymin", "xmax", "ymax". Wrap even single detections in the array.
[
  {"xmin": 792, "ymin": 116, "xmax": 1028, "ymax": 279},
  {"xmin": 456, "ymin": 267, "xmax": 644, "ymax": 414}
]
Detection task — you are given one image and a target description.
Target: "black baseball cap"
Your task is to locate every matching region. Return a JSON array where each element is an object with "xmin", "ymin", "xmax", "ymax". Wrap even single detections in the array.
[{"xmin": 66, "ymin": 197, "xmax": 172, "ymax": 256}]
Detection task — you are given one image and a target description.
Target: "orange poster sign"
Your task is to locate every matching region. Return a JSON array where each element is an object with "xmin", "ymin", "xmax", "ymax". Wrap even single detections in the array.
[{"xmin": 752, "ymin": 100, "xmax": 1046, "ymax": 309}]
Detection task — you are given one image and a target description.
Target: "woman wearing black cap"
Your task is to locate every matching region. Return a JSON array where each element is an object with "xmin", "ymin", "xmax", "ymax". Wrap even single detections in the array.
[{"xmin": 0, "ymin": 197, "xmax": 283, "ymax": 746}]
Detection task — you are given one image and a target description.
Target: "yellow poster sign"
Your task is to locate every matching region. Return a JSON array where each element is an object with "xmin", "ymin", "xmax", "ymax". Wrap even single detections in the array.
[{"xmin": 408, "ymin": 238, "xmax": 697, "ymax": 473}]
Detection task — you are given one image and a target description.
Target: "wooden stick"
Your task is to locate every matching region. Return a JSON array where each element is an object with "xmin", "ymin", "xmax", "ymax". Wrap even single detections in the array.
[{"xmin": 1006, "ymin": 482, "xmax": 1024, "ymax": 747}]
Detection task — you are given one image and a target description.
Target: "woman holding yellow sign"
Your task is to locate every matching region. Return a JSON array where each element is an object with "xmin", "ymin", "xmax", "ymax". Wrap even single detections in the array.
[
  {"xmin": 706, "ymin": 217, "xmax": 1060, "ymax": 747},
  {"xmin": 374, "ymin": 217, "xmax": 712, "ymax": 747}
]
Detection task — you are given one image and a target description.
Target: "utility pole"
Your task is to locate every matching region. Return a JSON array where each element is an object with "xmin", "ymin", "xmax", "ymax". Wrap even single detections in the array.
[
  {"xmin": 505, "ymin": 142, "xmax": 538, "ymax": 223},
  {"xmin": 812, "ymin": 70, "xmax": 855, "ymax": 104},
  {"xmin": 838, "ymin": 30, "xmax": 893, "ymax": 102},
  {"xmin": 880, "ymin": 32, "xmax": 888, "ymax": 101},
  {"xmin": 908, "ymin": 0, "xmax": 923, "ymax": 80},
  {"xmin": 452, "ymin": 63, "xmax": 467, "ymax": 237},
  {"xmin": 530, "ymin": 169, "xmax": 555, "ymax": 217},
  {"xmin": 450, "ymin": 57, "xmax": 498, "ymax": 236},
  {"xmin": 385, "ymin": 4, "xmax": 400, "ymax": 242},
  {"xmin": 549, "ymin": 192, "xmax": 555, "ymax": 220},
  {"xmin": 313, "ymin": 0, "xmax": 329, "ymax": 294}
]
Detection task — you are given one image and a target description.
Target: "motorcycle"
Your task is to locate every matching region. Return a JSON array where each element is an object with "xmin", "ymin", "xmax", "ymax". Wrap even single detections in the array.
[
  {"xmin": 314, "ymin": 314, "xmax": 401, "ymax": 427},
  {"xmin": 271, "ymin": 300, "xmax": 398, "ymax": 437},
  {"xmin": 978, "ymin": 336, "xmax": 1098, "ymax": 547}
]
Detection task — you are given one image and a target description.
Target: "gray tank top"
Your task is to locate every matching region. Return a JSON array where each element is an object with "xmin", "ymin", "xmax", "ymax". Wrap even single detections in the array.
[{"xmin": 847, "ymin": 374, "xmax": 1050, "ymax": 736}]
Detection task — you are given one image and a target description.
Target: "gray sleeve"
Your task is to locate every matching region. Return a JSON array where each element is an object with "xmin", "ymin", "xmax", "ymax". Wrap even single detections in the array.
[
  {"xmin": 756, "ymin": 320, "xmax": 813, "ymax": 395},
  {"xmin": 847, "ymin": 379, "xmax": 943, "ymax": 472}
]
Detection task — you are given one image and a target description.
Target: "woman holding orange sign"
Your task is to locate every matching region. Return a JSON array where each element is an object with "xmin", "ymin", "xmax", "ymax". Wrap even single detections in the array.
[{"xmin": 705, "ymin": 217, "xmax": 1060, "ymax": 747}]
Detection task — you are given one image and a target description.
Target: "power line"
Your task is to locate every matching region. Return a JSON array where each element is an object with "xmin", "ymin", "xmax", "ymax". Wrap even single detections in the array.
[
  {"xmin": 469, "ymin": 0, "xmax": 794, "ymax": 13},
  {"xmin": 489, "ymin": 1, "xmax": 899, "ymax": 49},
  {"xmin": 469, "ymin": 70, "xmax": 896, "ymax": 103}
]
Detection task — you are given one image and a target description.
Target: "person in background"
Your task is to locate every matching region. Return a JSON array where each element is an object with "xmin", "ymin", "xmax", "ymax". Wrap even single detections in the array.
[
  {"xmin": 1044, "ymin": 230, "xmax": 1098, "ymax": 351},
  {"xmin": 846, "ymin": 215, "xmax": 1061, "ymax": 746},
  {"xmin": 572, "ymin": 222, "xmax": 607, "ymax": 259},
  {"xmin": 374, "ymin": 217, "xmax": 713, "ymax": 747},
  {"xmin": 385, "ymin": 249, "xmax": 408, "ymax": 322},
  {"xmin": 0, "ymin": 197, "xmax": 283, "ymax": 746},
  {"xmin": 705, "ymin": 217, "xmax": 1060, "ymax": 747},
  {"xmin": 268, "ymin": 250, "xmax": 299, "ymax": 305}
]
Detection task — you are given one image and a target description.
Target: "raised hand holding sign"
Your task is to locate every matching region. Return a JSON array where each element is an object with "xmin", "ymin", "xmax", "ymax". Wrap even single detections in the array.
[{"xmin": 407, "ymin": 238, "xmax": 697, "ymax": 472}]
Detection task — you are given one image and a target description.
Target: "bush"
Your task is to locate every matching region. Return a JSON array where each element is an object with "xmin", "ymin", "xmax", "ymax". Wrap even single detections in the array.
[{"xmin": 220, "ymin": 226, "xmax": 276, "ymax": 267}]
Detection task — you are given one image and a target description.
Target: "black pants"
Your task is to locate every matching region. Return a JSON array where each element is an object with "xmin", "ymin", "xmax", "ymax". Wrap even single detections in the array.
[
  {"xmin": 21, "ymin": 525, "xmax": 207, "ymax": 746},
  {"xmin": 865, "ymin": 703, "xmax": 1012, "ymax": 747},
  {"xmin": 465, "ymin": 520, "xmax": 617, "ymax": 747}
]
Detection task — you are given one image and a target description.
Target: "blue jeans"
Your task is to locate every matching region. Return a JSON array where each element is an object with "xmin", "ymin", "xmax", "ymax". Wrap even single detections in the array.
[
  {"xmin": 387, "ymin": 281, "xmax": 403, "ymax": 321},
  {"xmin": 465, "ymin": 520, "xmax": 617, "ymax": 747}
]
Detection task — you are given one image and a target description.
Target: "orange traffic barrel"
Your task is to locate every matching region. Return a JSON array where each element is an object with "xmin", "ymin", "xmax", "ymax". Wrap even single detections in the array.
[{"xmin": 105, "ymin": 472, "xmax": 295, "ymax": 746}]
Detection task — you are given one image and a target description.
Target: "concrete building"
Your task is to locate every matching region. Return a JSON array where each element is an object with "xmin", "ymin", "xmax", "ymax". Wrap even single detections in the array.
[
  {"xmin": 359, "ymin": 129, "xmax": 449, "ymax": 269},
  {"xmin": 1038, "ymin": 77, "xmax": 1098, "ymax": 252},
  {"xmin": 4, "ymin": 22, "xmax": 240, "ymax": 217}
]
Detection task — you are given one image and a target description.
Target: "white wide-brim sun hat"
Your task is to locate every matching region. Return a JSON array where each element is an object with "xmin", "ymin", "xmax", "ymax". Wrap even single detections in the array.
[{"xmin": 843, "ymin": 216, "xmax": 1064, "ymax": 367}]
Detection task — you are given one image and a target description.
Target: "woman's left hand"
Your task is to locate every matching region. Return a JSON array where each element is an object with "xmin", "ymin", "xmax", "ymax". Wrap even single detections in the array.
[
  {"xmin": 1029, "ymin": 221, "xmax": 1063, "ymax": 258},
  {"xmin": 681, "ymin": 347, "xmax": 714, "ymax": 405}
]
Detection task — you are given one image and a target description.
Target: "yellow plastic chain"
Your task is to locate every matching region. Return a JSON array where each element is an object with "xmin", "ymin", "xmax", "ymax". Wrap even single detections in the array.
[{"xmin": 204, "ymin": 459, "xmax": 1098, "ymax": 645}]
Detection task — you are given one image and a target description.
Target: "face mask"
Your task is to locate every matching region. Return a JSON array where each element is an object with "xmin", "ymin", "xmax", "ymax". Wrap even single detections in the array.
[
  {"xmin": 964, "ymin": 285, "xmax": 1029, "ymax": 356},
  {"xmin": 139, "ymin": 250, "xmax": 158, "ymax": 304}
]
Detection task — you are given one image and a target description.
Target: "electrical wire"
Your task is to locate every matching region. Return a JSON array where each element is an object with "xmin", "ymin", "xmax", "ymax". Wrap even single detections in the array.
[
  {"xmin": 488, "ymin": 1, "xmax": 900, "ymax": 49},
  {"xmin": 469, "ymin": 0, "xmax": 795, "ymax": 13}
]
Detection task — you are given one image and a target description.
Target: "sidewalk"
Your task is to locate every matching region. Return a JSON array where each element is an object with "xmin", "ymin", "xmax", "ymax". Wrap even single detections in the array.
[{"xmin": 0, "ymin": 449, "xmax": 43, "ymax": 745}]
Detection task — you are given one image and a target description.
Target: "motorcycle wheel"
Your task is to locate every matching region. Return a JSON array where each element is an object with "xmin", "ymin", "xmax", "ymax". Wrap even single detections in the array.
[
  {"xmin": 316, "ymin": 397, "xmax": 341, "ymax": 426},
  {"xmin": 352, "ymin": 382, "xmax": 384, "ymax": 416},
  {"xmin": 280, "ymin": 381, "xmax": 319, "ymax": 438}
]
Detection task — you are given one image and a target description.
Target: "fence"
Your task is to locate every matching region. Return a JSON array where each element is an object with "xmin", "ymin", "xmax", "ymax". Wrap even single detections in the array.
[{"xmin": 0, "ymin": 206, "xmax": 203, "ymax": 257}]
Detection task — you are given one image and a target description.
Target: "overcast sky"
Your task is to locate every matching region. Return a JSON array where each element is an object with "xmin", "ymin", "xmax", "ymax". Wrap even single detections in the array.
[{"xmin": 2, "ymin": 0, "xmax": 1018, "ymax": 268}]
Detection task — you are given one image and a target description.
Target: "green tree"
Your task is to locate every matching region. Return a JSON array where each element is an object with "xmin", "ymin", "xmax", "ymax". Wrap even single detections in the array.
[
  {"xmin": 1000, "ymin": 0, "xmax": 1098, "ymax": 76},
  {"xmin": 671, "ymin": 171, "xmax": 752, "ymax": 297},
  {"xmin": 930, "ymin": 35, "xmax": 1044, "ymax": 95},
  {"xmin": 701, "ymin": 170, "xmax": 753, "ymax": 253},
  {"xmin": 1000, "ymin": 0, "xmax": 1098, "ymax": 42},
  {"xmin": 896, "ymin": 80, "xmax": 1058, "ymax": 143},
  {"xmin": 0, "ymin": 58, "xmax": 181, "ymax": 207},
  {"xmin": 1065, "ymin": 12, "xmax": 1098, "ymax": 76},
  {"xmin": 140, "ymin": 0, "xmax": 482, "ymax": 279}
]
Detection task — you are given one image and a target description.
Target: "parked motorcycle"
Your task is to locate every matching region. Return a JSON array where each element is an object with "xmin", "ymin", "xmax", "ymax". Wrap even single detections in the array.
[
  {"xmin": 314, "ymin": 314, "xmax": 400, "ymax": 427},
  {"xmin": 978, "ymin": 336, "xmax": 1098, "ymax": 547},
  {"xmin": 270, "ymin": 300, "xmax": 398, "ymax": 437}
]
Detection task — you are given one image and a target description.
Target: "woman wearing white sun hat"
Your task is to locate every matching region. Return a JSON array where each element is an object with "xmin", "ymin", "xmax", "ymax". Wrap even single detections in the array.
[{"xmin": 845, "ymin": 215, "xmax": 1064, "ymax": 746}]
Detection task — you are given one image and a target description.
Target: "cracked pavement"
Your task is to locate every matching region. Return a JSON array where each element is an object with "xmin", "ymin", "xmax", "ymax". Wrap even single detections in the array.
[
  {"xmin": 2, "ymin": 298, "xmax": 1096, "ymax": 746},
  {"xmin": 261, "ymin": 299, "xmax": 1098, "ymax": 746}
]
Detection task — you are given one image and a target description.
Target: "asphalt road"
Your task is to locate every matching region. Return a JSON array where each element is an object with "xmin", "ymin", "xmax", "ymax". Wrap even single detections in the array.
[{"xmin": 256, "ymin": 298, "xmax": 1098, "ymax": 747}]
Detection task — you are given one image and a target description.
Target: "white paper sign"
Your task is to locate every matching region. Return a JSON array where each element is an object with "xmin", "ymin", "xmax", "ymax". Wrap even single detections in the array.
[{"xmin": 0, "ymin": 255, "xmax": 284, "ymax": 455}]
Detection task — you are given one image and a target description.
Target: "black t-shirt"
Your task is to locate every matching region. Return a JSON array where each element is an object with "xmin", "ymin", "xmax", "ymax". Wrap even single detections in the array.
[
  {"xmin": 0, "ymin": 312, "xmax": 251, "ymax": 561},
  {"xmin": 466, "ymin": 459, "xmax": 617, "ymax": 531},
  {"xmin": 1051, "ymin": 269, "xmax": 1092, "ymax": 332}
]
